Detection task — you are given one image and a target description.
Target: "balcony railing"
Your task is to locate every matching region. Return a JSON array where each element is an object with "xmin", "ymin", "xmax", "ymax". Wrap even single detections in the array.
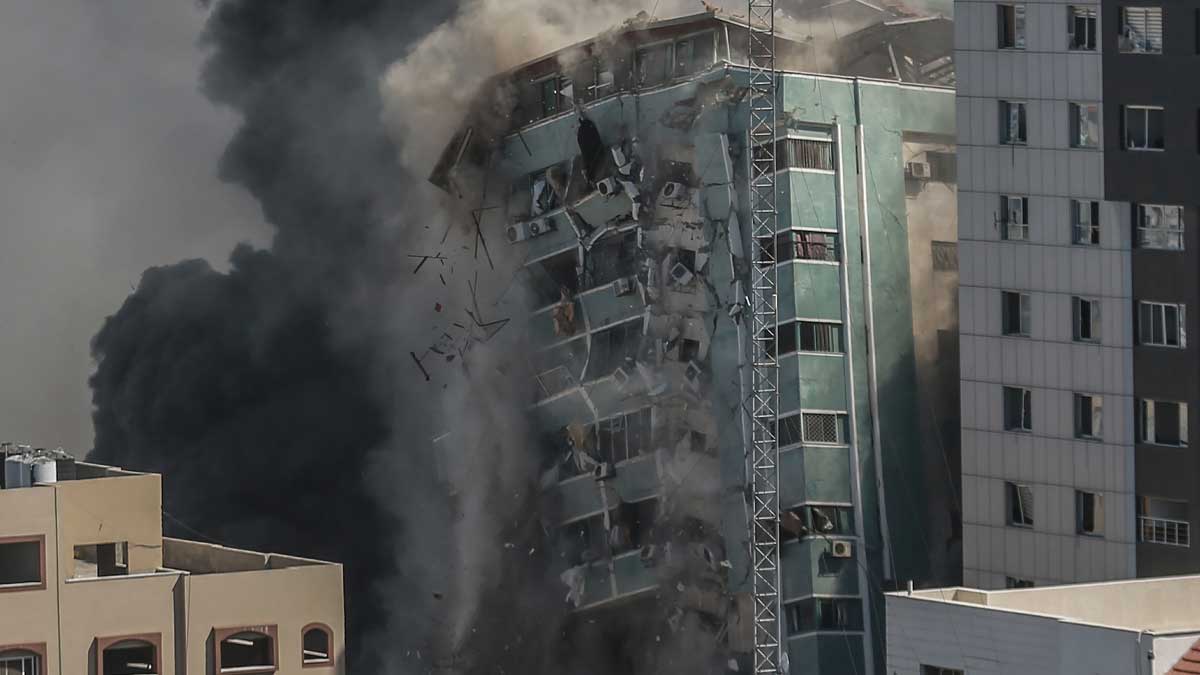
[{"xmin": 1139, "ymin": 516, "xmax": 1190, "ymax": 547}]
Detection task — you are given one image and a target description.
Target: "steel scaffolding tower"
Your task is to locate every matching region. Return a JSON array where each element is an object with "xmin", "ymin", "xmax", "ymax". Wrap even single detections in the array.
[{"xmin": 747, "ymin": 1, "xmax": 782, "ymax": 674}]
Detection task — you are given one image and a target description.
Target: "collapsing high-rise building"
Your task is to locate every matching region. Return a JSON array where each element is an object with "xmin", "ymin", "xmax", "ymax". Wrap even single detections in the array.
[{"xmin": 429, "ymin": 9, "xmax": 957, "ymax": 674}]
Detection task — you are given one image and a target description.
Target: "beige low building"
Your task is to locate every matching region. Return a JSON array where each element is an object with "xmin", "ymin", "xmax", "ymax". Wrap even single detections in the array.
[{"xmin": 0, "ymin": 449, "xmax": 345, "ymax": 674}]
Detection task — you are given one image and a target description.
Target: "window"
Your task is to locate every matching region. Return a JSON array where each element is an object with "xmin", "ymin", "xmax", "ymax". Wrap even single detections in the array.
[
  {"xmin": 99, "ymin": 638, "xmax": 159, "ymax": 675},
  {"xmin": 1003, "ymin": 386, "xmax": 1032, "ymax": 431},
  {"xmin": 922, "ymin": 666, "xmax": 965, "ymax": 675},
  {"xmin": 584, "ymin": 229, "xmax": 639, "ymax": 289},
  {"xmin": 592, "ymin": 408, "xmax": 653, "ymax": 464},
  {"xmin": 217, "ymin": 629, "xmax": 276, "ymax": 674},
  {"xmin": 754, "ymin": 137, "xmax": 836, "ymax": 171},
  {"xmin": 301, "ymin": 625, "xmax": 333, "ymax": 667},
  {"xmin": 997, "ymin": 4, "xmax": 1027, "ymax": 48},
  {"xmin": 1119, "ymin": 7, "xmax": 1163, "ymax": 53},
  {"xmin": 932, "ymin": 241, "xmax": 958, "ymax": 271},
  {"xmin": 777, "ymin": 412, "xmax": 849, "ymax": 446},
  {"xmin": 672, "ymin": 33, "xmax": 715, "ymax": 76},
  {"xmin": 585, "ymin": 320, "xmax": 642, "ymax": 380},
  {"xmin": 561, "ymin": 514, "xmax": 607, "ymax": 565},
  {"xmin": 781, "ymin": 505, "xmax": 855, "ymax": 540},
  {"xmin": 1138, "ymin": 301, "xmax": 1186, "ymax": 347},
  {"xmin": 927, "ymin": 151, "xmax": 957, "ymax": 182},
  {"xmin": 1000, "ymin": 195, "xmax": 1029, "ymax": 240},
  {"xmin": 1072, "ymin": 297, "xmax": 1101, "ymax": 342},
  {"xmin": 0, "ymin": 537, "xmax": 44, "ymax": 590},
  {"xmin": 0, "ymin": 650, "xmax": 41, "ymax": 675},
  {"xmin": 1001, "ymin": 291, "xmax": 1031, "ymax": 336},
  {"xmin": 1136, "ymin": 204, "xmax": 1185, "ymax": 249},
  {"xmin": 1068, "ymin": 5, "xmax": 1097, "ymax": 50},
  {"xmin": 1070, "ymin": 102, "xmax": 1100, "ymax": 148},
  {"xmin": 1000, "ymin": 101, "xmax": 1027, "ymax": 144},
  {"xmin": 1071, "ymin": 200, "xmax": 1100, "ymax": 245},
  {"xmin": 1006, "ymin": 481, "xmax": 1034, "ymax": 527},
  {"xmin": 525, "ymin": 250, "xmax": 579, "ymax": 308},
  {"xmin": 760, "ymin": 230, "xmax": 840, "ymax": 265},
  {"xmin": 1139, "ymin": 497, "xmax": 1190, "ymax": 546},
  {"xmin": 784, "ymin": 598, "xmax": 863, "ymax": 634},
  {"xmin": 538, "ymin": 76, "xmax": 563, "ymax": 119},
  {"xmin": 636, "ymin": 43, "xmax": 671, "ymax": 87},
  {"xmin": 1074, "ymin": 394, "xmax": 1103, "ymax": 439},
  {"xmin": 1004, "ymin": 576, "xmax": 1035, "ymax": 588},
  {"xmin": 569, "ymin": 57, "xmax": 615, "ymax": 103},
  {"xmin": 73, "ymin": 542, "xmax": 128, "ymax": 578},
  {"xmin": 1076, "ymin": 490, "xmax": 1105, "ymax": 535},
  {"xmin": 799, "ymin": 321, "xmax": 843, "ymax": 353},
  {"xmin": 1139, "ymin": 399, "xmax": 1189, "ymax": 446},
  {"xmin": 1124, "ymin": 105, "xmax": 1165, "ymax": 150}
]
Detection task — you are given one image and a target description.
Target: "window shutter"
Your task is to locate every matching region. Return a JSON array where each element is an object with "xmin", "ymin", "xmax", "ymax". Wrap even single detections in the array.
[
  {"xmin": 1182, "ymin": 403, "xmax": 1189, "ymax": 444},
  {"xmin": 1093, "ymin": 396, "xmax": 1103, "ymax": 438},
  {"xmin": 1015, "ymin": 5, "xmax": 1027, "ymax": 47}
]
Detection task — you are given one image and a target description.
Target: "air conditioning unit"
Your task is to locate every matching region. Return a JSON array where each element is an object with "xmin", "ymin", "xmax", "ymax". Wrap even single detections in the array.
[
  {"xmin": 613, "ymin": 276, "xmax": 636, "ymax": 297},
  {"xmin": 905, "ymin": 161, "xmax": 931, "ymax": 180},
  {"xmin": 596, "ymin": 177, "xmax": 620, "ymax": 197},
  {"xmin": 506, "ymin": 217, "xmax": 556, "ymax": 244},
  {"xmin": 593, "ymin": 462, "xmax": 615, "ymax": 481},
  {"xmin": 670, "ymin": 261, "xmax": 695, "ymax": 286},
  {"xmin": 612, "ymin": 366, "xmax": 631, "ymax": 390},
  {"xmin": 831, "ymin": 540, "xmax": 853, "ymax": 559},
  {"xmin": 660, "ymin": 181, "xmax": 686, "ymax": 200},
  {"xmin": 684, "ymin": 360, "xmax": 703, "ymax": 392}
]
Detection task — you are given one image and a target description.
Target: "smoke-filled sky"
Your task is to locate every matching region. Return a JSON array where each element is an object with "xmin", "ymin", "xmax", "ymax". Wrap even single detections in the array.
[{"xmin": 0, "ymin": 0, "xmax": 269, "ymax": 452}]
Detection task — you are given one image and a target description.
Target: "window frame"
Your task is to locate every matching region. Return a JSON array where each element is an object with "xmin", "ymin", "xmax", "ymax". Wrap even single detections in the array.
[
  {"xmin": 1138, "ymin": 300, "xmax": 1186, "ymax": 348},
  {"xmin": 300, "ymin": 623, "xmax": 334, "ymax": 669},
  {"xmin": 1119, "ymin": 6, "xmax": 1164, "ymax": 54},
  {"xmin": 997, "ymin": 4, "xmax": 1027, "ymax": 49},
  {"xmin": 1000, "ymin": 195, "xmax": 1029, "ymax": 240},
  {"xmin": 1072, "ymin": 296, "xmax": 1101, "ymax": 342},
  {"xmin": 1006, "ymin": 481, "xmax": 1035, "ymax": 527},
  {"xmin": 1069, "ymin": 102, "xmax": 1101, "ymax": 149},
  {"xmin": 1067, "ymin": 5, "xmax": 1098, "ymax": 50},
  {"xmin": 1001, "ymin": 290, "xmax": 1031, "ymax": 337},
  {"xmin": 1076, "ymin": 490, "xmax": 1105, "ymax": 536},
  {"xmin": 1139, "ymin": 398, "xmax": 1189, "ymax": 447},
  {"xmin": 97, "ymin": 634, "xmax": 162, "ymax": 675},
  {"xmin": 214, "ymin": 626, "xmax": 279, "ymax": 675},
  {"xmin": 0, "ymin": 534, "xmax": 46, "ymax": 593},
  {"xmin": 1123, "ymin": 105, "xmax": 1165, "ymax": 151},
  {"xmin": 999, "ymin": 100, "xmax": 1028, "ymax": 145},
  {"xmin": 1005, "ymin": 576, "xmax": 1035, "ymax": 588},
  {"xmin": 1135, "ymin": 203, "xmax": 1185, "ymax": 250},
  {"xmin": 1071, "ymin": 200, "xmax": 1101, "ymax": 246},
  {"xmin": 1074, "ymin": 393, "xmax": 1103, "ymax": 440},
  {"xmin": 1003, "ymin": 386, "xmax": 1033, "ymax": 432},
  {"xmin": 0, "ymin": 644, "xmax": 46, "ymax": 675}
]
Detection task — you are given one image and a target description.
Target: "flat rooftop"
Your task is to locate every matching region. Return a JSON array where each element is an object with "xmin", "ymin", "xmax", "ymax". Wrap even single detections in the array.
[{"xmin": 892, "ymin": 575, "xmax": 1200, "ymax": 634}]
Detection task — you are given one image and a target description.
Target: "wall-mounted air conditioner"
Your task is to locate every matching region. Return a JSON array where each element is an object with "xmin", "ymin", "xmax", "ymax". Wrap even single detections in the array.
[
  {"xmin": 613, "ymin": 276, "xmax": 636, "ymax": 297},
  {"xmin": 670, "ymin": 261, "xmax": 694, "ymax": 286},
  {"xmin": 507, "ymin": 217, "xmax": 556, "ymax": 243},
  {"xmin": 593, "ymin": 462, "xmax": 615, "ymax": 481},
  {"xmin": 831, "ymin": 540, "xmax": 853, "ymax": 558},
  {"xmin": 596, "ymin": 177, "xmax": 620, "ymax": 197},
  {"xmin": 905, "ymin": 161, "xmax": 931, "ymax": 180}
]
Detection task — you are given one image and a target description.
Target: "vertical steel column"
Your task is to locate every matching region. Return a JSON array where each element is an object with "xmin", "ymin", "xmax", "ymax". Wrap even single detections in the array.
[{"xmin": 747, "ymin": 3, "xmax": 782, "ymax": 674}]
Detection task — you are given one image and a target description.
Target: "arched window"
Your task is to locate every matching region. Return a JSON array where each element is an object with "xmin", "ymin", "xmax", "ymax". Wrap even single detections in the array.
[
  {"xmin": 301, "ymin": 624, "xmax": 333, "ymax": 667},
  {"xmin": 99, "ymin": 638, "xmax": 158, "ymax": 675},
  {"xmin": 0, "ymin": 648, "xmax": 42, "ymax": 675},
  {"xmin": 216, "ymin": 629, "xmax": 275, "ymax": 673}
]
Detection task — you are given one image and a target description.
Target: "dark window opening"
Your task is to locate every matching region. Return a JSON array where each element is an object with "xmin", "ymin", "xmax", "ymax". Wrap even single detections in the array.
[
  {"xmin": 0, "ymin": 540, "xmax": 42, "ymax": 588},
  {"xmin": 219, "ymin": 632, "xmax": 274, "ymax": 673},
  {"xmin": 799, "ymin": 321, "xmax": 842, "ymax": 353},
  {"xmin": 1004, "ymin": 577, "xmax": 1034, "ymax": 588},
  {"xmin": 1001, "ymin": 291, "xmax": 1030, "ymax": 336},
  {"xmin": 926, "ymin": 151, "xmax": 957, "ymax": 182},
  {"xmin": 0, "ymin": 650, "xmax": 40, "ymax": 675},
  {"xmin": 613, "ymin": 498, "xmax": 659, "ymax": 553},
  {"xmin": 73, "ymin": 542, "xmax": 128, "ymax": 578},
  {"xmin": 1006, "ymin": 481, "xmax": 1034, "ymax": 527},
  {"xmin": 102, "ymin": 640, "xmax": 157, "ymax": 675},
  {"xmin": 997, "ymin": 4, "xmax": 1026, "ymax": 48},
  {"xmin": 302, "ymin": 627, "xmax": 332, "ymax": 665},
  {"xmin": 1068, "ymin": 5, "xmax": 1097, "ymax": 49},
  {"xmin": 593, "ymin": 408, "xmax": 653, "ymax": 464},
  {"xmin": 585, "ymin": 320, "xmax": 643, "ymax": 381},
  {"xmin": 1076, "ymin": 490, "xmax": 1104, "ymax": 535},
  {"xmin": 784, "ymin": 598, "xmax": 863, "ymax": 634},
  {"xmin": 1003, "ymin": 386, "xmax": 1032, "ymax": 432},
  {"xmin": 781, "ymin": 505, "xmax": 855, "ymax": 540},
  {"xmin": 561, "ymin": 514, "xmax": 608, "ymax": 565},
  {"xmin": 526, "ymin": 250, "xmax": 579, "ymax": 309},
  {"xmin": 636, "ymin": 44, "xmax": 671, "ymax": 87},
  {"xmin": 1124, "ymin": 105, "xmax": 1165, "ymax": 150},
  {"xmin": 584, "ymin": 230, "xmax": 640, "ymax": 289},
  {"xmin": 1000, "ymin": 100, "xmax": 1027, "ymax": 144}
]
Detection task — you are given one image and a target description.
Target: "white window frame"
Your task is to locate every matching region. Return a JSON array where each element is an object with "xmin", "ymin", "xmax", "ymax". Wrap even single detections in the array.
[
  {"xmin": 1124, "ymin": 105, "xmax": 1165, "ymax": 151},
  {"xmin": 1071, "ymin": 199, "xmax": 1100, "ymax": 245},
  {"xmin": 1119, "ymin": 6, "xmax": 1163, "ymax": 53},
  {"xmin": 1000, "ymin": 195, "xmax": 1029, "ymax": 240},
  {"xmin": 1139, "ymin": 301, "xmax": 1186, "ymax": 348},
  {"xmin": 1067, "ymin": 5, "xmax": 1098, "ymax": 50},
  {"xmin": 1136, "ymin": 203, "xmax": 1185, "ymax": 250},
  {"xmin": 1139, "ymin": 398, "xmax": 1189, "ymax": 447}
]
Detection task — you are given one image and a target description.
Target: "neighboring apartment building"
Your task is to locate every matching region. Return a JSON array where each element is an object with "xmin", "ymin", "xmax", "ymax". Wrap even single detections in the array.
[
  {"xmin": 956, "ymin": 0, "xmax": 1200, "ymax": 586},
  {"xmin": 0, "ymin": 447, "xmax": 345, "ymax": 675},
  {"xmin": 430, "ymin": 10, "xmax": 957, "ymax": 674},
  {"xmin": 886, "ymin": 575, "xmax": 1200, "ymax": 674}
]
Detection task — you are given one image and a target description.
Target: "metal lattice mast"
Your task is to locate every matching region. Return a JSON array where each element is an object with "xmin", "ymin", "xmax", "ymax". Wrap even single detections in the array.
[{"xmin": 747, "ymin": 2, "xmax": 782, "ymax": 674}]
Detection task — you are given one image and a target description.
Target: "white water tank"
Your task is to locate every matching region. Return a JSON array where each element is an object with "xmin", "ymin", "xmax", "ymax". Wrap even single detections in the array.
[
  {"xmin": 4, "ymin": 456, "xmax": 31, "ymax": 489},
  {"xmin": 31, "ymin": 459, "xmax": 57, "ymax": 485}
]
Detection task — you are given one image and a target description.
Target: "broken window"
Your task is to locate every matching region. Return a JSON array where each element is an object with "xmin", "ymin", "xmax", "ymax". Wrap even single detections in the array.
[
  {"xmin": 593, "ymin": 408, "xmax": 653, "ymax": 464},
  {"xmin": 755, "ymin": 137, "xmax": 835, "ymax": 171},
  {"xmin": 508, "ymin": 164, "xmax": 565, "ymax": 222},
  {"xmin": 571, "ymin": 57, "xmax": 615, "ymax": 103},
  {"xmin": 532, "ymin": 337, "xmax": 585, "ymax": 399},
  {"xmin": 1004, "ymin": 576, "xmax": 1035, "ymax": 588},
  {"xmin": 678, "ymin": 338, "xmax": 701, "ymax": 363},
  {"xmin": 1001, "ymin": 291, "xmax": 1031, "ymax": 336},
  {"xmin": 1124, "ymin": 105, "xmax": 1165, "ymax": 150},
  {"xmin": 636, "ymin": 43, "xmax": 671, "ymax": 87},
  {"xmin": 538, "ymin": 76, "xmax": 563, "ymax": 119},
  {"xmin": 585, "ymin": 230, "xmax": 640, "ymax": 290},
  {"xmin": 73, "ymin": 542, "xmax": 128, "ymax": 578},
  {"xmin": 1068, "ymin": 5, "xmax": 1097, "ymax": 50},
  {"xmin": 931, "ymin": 241, "xmax": 958, "ymax": 271},
  {"xmin": 0, "ymin": 651, "xmax": 41, "ymax": 675},
  {"xmin": 1070, "ymin": 102, "xmax": 1100, "ymax": 148},
  {"xmin": 102, "ymin": 639, "xmax": 157, "ymax": 675},
  {"xmin": 218, "ymin": 631, "xmax": 274, "ymax": 673},
  {"xmin": 585, "ymin": 320, "xmax": 642, "ymax": 381},
  {"xmin": 1000, "ymin": 195, "xmax": 1029, "ymax": 240},
  {"xmin": 302, "ymin": 626, "xmax": 332, "ymax": 666},
  {"xmin": 1006, "ymin": 481, "xmax": 1035, "ymax": 527},
  {"xmin": 926, "ymin": 151, "xmax": 957, "ymax": 182},
  {"xmin": 1003, "ymin": 386, "xmax": 1033, "ymax": 432},
  {"xmin": 799, "ymin": 321, "xmax": 843, "ymax": 353},
  {"xmin": 561, "ymin": 514, "xmax": 607, "ymax": 565},
  {"xmin": 1136, "ymin": 203, "xmax": 1184, "ymax": 249},
  {"xmin": 615, "ymin": 498, "xmax": 658, "ymax": 553},
  {"xmin": 673, "ymin": 32, "xmax": 715, "ymax": 76},
  {"xmin": 1120, "ymin": 7, "xmax": 1163, "ymax": 53},
  {"xmin": 997, "ymin": 4, "xmax": 1027, "ymax": 48},
  {"xmin": 1071, "ymin": 200, "xmax": 1100, "ymax": 245},
  {"xmin": 1076, "ymin": 490, "xmax": 1104, "ymax": 536},
  {"xmin": 1139, "ymin": 301, "xmax": 1186, "ymax": 347},
  {"xmin": 782, "ymin": 505, "xmax": 855, "ymax": 540},
  {"xmin": 784, "ymin": 598, "xmax": 863, "ymax": 634},
  {"xmin": 1139, "ymin": 399, "xmax": 1189, "ymax": 446},
  {"xmin": 999, "ymin": 100, "xmax": 1027, "ymax": 144},
  {"xmin": 1074, "ymin": 393, "xmax": 1104, "ymax": 439},
  {"xmin": 1072, "ymin": 296, "xmax": 1101, "ymax": 342},
  {"xmin": 0, "ymin": 538, "xmax": 42, "ymax": 589},
  {"xmin": 525, "ymin": 249, "xmax": 580, "ymax": 309}
]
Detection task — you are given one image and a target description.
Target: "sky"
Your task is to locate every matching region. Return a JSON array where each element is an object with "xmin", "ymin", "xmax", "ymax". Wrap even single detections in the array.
[{"xmin": 0, "ymin": 0, "xmax": 269, "ymax": 452}]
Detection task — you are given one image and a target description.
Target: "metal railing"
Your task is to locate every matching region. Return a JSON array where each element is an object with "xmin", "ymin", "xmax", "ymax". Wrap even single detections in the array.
[{"xmin": 1139, "ymin": 515, "xmax": 1190, "ymax": 547}]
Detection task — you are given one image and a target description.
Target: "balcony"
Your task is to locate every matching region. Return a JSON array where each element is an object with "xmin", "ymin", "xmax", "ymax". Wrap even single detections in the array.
[{"xmin": 1139, "ymin": 516, "xmax": 1190, "ymax": 547}]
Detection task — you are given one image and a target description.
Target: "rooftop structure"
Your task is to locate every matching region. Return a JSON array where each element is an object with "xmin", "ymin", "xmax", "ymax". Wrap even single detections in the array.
[
  {"xmin": 0, "ymin": 446, "xmax": 345, "ymax": 674},
  {"xmin": 886, "ymin": 576, "xmax": 1200, "ymax": 674},
  {"xmin": 428, "ymin": 9, "xmax": 958, "ymax": 675}
]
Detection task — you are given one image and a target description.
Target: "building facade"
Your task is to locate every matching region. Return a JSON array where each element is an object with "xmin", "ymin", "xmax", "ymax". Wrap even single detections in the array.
[
  {"xmin": 432, "ymin": 12, "xmax": 956, "ymax": 674},
  {"xmin": 0, "ymin": 449, "xmax": 346, "ymax": 675},
  {"xmin": 886, "ymin": 576, "xmax": 1200, "ymax": 675},
  {"xmin": 957, "ymin": 0, "xmax": 1199, "ymax": 587}
]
